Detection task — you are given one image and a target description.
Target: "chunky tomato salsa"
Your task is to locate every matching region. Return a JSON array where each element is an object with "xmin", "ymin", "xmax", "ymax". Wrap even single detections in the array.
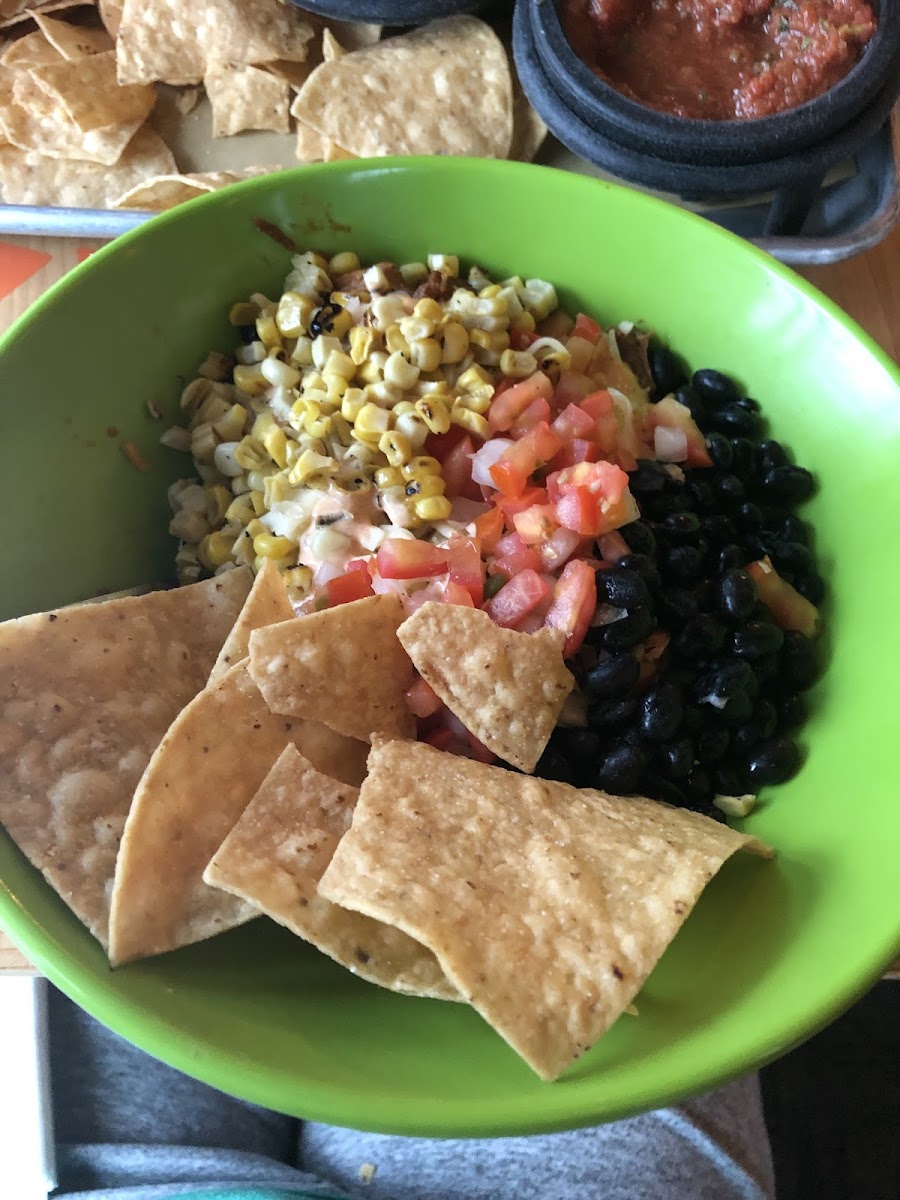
[{"xmin": 560, "ymin": 0, "xmax": 877, "ymax": 120}]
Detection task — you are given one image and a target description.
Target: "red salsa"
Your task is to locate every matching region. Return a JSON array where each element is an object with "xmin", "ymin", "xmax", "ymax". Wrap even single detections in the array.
[{"xmin": 560, "ymin": 0, "xmax": 877, "ymax": 119}]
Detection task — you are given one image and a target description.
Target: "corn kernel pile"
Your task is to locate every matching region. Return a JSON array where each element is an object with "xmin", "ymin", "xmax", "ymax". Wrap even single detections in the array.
[{"xmin": 165, "ymin": 251, "xmax": 559, "ymax": 602}]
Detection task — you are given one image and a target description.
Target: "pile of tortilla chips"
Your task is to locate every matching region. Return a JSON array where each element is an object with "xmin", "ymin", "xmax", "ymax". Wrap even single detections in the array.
[
  {"xmin": 0, "ymin": 3, "xmax": 546, "ymax": 212},
  {"xmin": 0, "ymin": 563, "xmax": 771, "ymax": 1081}
]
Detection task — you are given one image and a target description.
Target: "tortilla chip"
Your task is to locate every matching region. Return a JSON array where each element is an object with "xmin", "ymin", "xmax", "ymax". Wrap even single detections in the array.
[
  {"xmin": 321, "ymin": 27, "xmax": 344, "ymax": 63},
  {"xmin": 0, "ymin": 126, "xmax": 176, "ymax": 206},
  {"xmin": 291, "ymin": 16, "xmax": 513, "ymax": 160},
  {"xmin": 319, "ymin": 738, "xmax": 773, "ymax": 1081},
  {"xmin": 98, "ymin": 0, "xmax": 124, "ymax": 36},
  {"xmin": 111, "ymin": 165, "xmax": 276, "ymax": 210},
  {"xmin": 510, "ymin": 70, "xmax": 547, "ymax": 162},
  {"xmin": 0, "ymin": 0, "xmax": 84, "ymax": 29},
  {"xmin": 294, "ymin": 119, "xmax": 326, "ymax": 163},
  {"xmin": 27, "ymin": 51, "xmax": 156, "ymax": 132},
  {"xmin": 108, "ymin": 658, "xmax": 368, "ymax": 965},
  {"xmin": 0, "ymin": 570, "xmax": 252, "ymax": 948},
  {"xmin": 209, "ymin": 559, "xmax": 294, "ymax": 684},
  {"xmin": 0, "ymin": 30, "xmax": 62, "ymax": 67},
  {"xmin": 205, "ymin": 745, "xmax": 459, "ymax": 1001},
  {"xmin": 173, "ymin": 83, "xmax": 200, "ymax": 115},
  {"xmin": 116, "ymin": 0, "xmax": 314, "ymax": 86},
  {"xmin": 204, "ymin": 61, "xmax": 289, "ymax": 137},
  {"xmin": 248, "ymin": 593, "xmax": 415, "ymax": 743},
  {"xmin": 33, "ymin": 13, "xmax": 115, "ymax": 59},
  {"xmin": 398, "ymin": 603, "xmax": 573, "ymax": 773}
]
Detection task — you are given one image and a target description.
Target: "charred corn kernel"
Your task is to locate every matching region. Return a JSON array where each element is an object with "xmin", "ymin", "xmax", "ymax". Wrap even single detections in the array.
[
  {"xmin": 450, "ymin": 406, "xmax": 490, "ymax": 439},
  {"xmin": 261, "ymin": 356, "xmax": 301, "ymax": 389},
  {"xmin": 369, "ymin": 294, "xmax": 406, "ymax": 329},
  {"xmin": 212, "ymin": 403, "xmax": 248, "ymax": 442},
  {"xmin": 255, "ymin": 313, "xmax": 281, "ymax": 351},
  {"xmin": 341, "ymin": 388, "xmax": 366, "ymax": 422},
  {"xmin": 235, "ymin": 435, "xmax": 269, "ymax": 471},
  {"xmin": 384, "ymin": 352, "xmax": 420, "ymax": 390},
  {"xmin": 510, "ymin": 310, "xmax": 536, "ymax": 334},
  {"xmin": 399, "ymin": 316, "xmax": 435, "ymax": 342},
  {"xmin": 329, "ymin": 412, "xmax": 353, "ymax": 446},
  {"xmin": 283, "ymin": 565, "xmax": 313, "ymax": 595},
  {"xmin": 456, "ymin": 364, "xmax": 493, "ymax": 393},
  {"xmin": 453, "ymin": 390, "xmax": 492, "ymax": 415},
  {"xmin": 394, "ymin": 411, "xmax": 430, "ymax": 448},
  {"xmin": 233, "ymin": 363, "xmax": 268, "ymax": 396},
  {"xmin": 385, "ymin": 325, "xmax": 410, "ymax": 356},
  {"xmin": 378, "ymin": 430, "xmax": 413, "ymax": 467},
  {"xmin": 229, "ymin": 301, "xmax": 258, "ymax": 326},
  {"xmin": 364, "ymin": 381, "xmax": 402, "ymax": 408},
  {"xmin": 355, "ymin": 355, "xmax": 386, "ymax": 385},
  {"xmin": 392, "ymin": 400, "xmax": 418, "ymax": 417},
  {"xmin": 414, "ymin": 395, "xmax": 450, "ymax": 434},
  {"xmin": 478, "ymin": 283, "xmax": 503, "ymax": 299},
  {"xmin": 497, "ymin": 285, "xmax": 525, "ymax": 319},
  {"xmin": 276, "ymin": 292, "xmax": 315, "ymax": 337},
  {"xmin": 468, "ymin": 265, "xmax": 493, "ymax": 290},
  {"xmin": 190, "ymin": 422, "xmax": 217, "ymax": 463},
  {"xmin": 250, "ymin": 490, "xmax": 268, "ymax": 516},
  {"xmin": 470, "ymin": 328, "xmax": 510, "ymax": 354},
  {"xmin": 231, "ymin": 528, "xmax": 254, "ymax": 567},
  {"xmin": 400, "ymin": 262, "xmax": 428, "ymax": 287},
  {"xmin": 401, "ymin": 455, "xmax": 441, "ymax": 480},
  {"xmin": 439, "ymin": 321, "xmax": 469, "ymax": 363},
  {"xmin": 328, "ymin": 250, "xmax": 359, "ymax": 275},
  {"xmin": 290, "ymin": 335, "xmax": 314, "ymax": 366},
  {"xmin": 263, "ymin": 472, "xmax": 293, "ymax": 506},
  {"xmin": 409, "ymin": 337, "xmax": 441, "ymax": 372},
  {"xmin": 192, "ymin": 393, "xmax": 232, "ymax": 429},
  {"xmin": 169, "ymin": 508, "xmax": 210, "ymax": 543},
  {"xmin": 322, "ymin": 349, "xmax": 355, "ymax": 381},
  {"xmin": 520, "ymin": 279, "xmax": 558, "ymax": 321},
  {"xmin": 325, "ymin": 307, "xmax": 353, "ymax": 338},
  {"xmin": 198, "ymin": 530, "xmax": 237, "ymax": 570},
  {"xmin": 348, "ymin": 325, "xmax": 377, "ymax": 365},
  {"xmin": 500, "ymin": 349, "xmax": 539, "ymax": 378},
  {"xmin": 253, "ymin": 533, "xmax": 296, "ymax": 560},
  {"xmin": 180, "ymin": 377, "xmax": 215, "ymax": 413},
  {"xmin": 251, "ymin": 411, "xmax": 275, "ymax": 440},
  {"xmin": 230, "ymin": 472, "xmax": 250, "ymax": 495},
  {"xmin": 225, "ymin": 494, "xmax": 256, "ymax": 525},
  {"xmin": 311, "ymin": 334, "xmax": 340, "ymax": 371},
  {"xmin": 374, "ymin": 465, "xmax": 405, "ymax": 489},
  {"xmin": 205, "ymin": 485, "xmax": 231, "ymax": 525},
  {"xmin": 287, "ymin": 448, "xmax": 338, "ymax": 486},
  {"xmin": 304, "ymin": 408, "xmax": 332, "ymax": 439},
  {"xmin": 403, "ymin": 474, "xmax": 444, "ymax": 499},
  {"xmin": 247, "ymin": 518, "xmax": 270, "ymax": 540},
  {"xmin": 353, "ymin": 402, "xmax": 392, "ymax": 442},
  {"xmin": 247, "ymin": 467, "xmax": 276, "ymax": 491},
  {"xmin": 428, "ymin": 254, "xmax": 458, "ymax": 275},
  {"xmin": 412, "ymin": 297, "xmax": 442, "ymax": 323},
  {"xmin": 529, "ymin": 337, "xmax": 572, "ymax": 370},
  {"xmin": 414, "ymin": 495, "xmax": 452, "ymax": 522}
]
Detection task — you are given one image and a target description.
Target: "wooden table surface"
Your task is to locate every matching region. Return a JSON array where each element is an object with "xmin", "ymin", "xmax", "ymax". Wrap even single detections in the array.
[{"xmin": 0, "ymin": 226, "xmax": 898, "ymax": 975}]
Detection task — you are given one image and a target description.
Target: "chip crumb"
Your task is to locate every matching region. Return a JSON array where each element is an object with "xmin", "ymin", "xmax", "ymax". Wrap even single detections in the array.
[
  {"xmin": 358, "ymin": 1163, "xmax": 377, "ymax": 1185},
  {"xmin": 174, "ymin": 85, "xmax": 201, "ymax": 115},
  {"xmin": 146, "ymin": 399, "xmax": 163, "ymax": 419},
  {"xmin": 121, "ymin": 440, "xmax": 150, "ymax": 471}
]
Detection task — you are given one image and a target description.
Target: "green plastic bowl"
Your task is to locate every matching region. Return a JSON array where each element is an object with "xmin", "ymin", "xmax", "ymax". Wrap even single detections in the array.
[{"xmin": 1, "ymin": 159, "xmax": 898, "ymax": 1136}]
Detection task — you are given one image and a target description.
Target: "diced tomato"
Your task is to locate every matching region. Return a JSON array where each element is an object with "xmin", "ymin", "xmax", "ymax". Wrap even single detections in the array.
[
  {"xmin": 645, "ymin": 395, "xmax": 712, "ymax": 468},
  {"xmin": 552, "ymin": 371, "xmax": 594, "ymax": 410},
  {"xmin": 441, "ymin": 434, "xmax": 482, "ymax": 501},
  {"xmin": 496, "ymin": 485, "xmax": 549, "ymax": 523},
  {"xmin": 595, "ymin": 412, "xmax": 619, "ymax": 454},
  {"xmin": 552, "ymin": 403, "xmax": 595, "ymax": 443},
  {"xmin": 544, "ymin": 559, "xmax": 597, "ymax": 658},
  {"xmin": 579, "ymin": 390, "xmax": 614, "ymax": 421},
  {"xmin": 491, "ymin": 531, "xmax": 543, "ymax": 576},
  {"xmin": 346, "ymin": 556, "xmax": 376, "ymax": 578},
  {"xmin": 423, "ymin": 726, "xmax": 465, "ymax": 754},
  {"xmin": 545, "ymin": 470, "xmax": 563, "ymax": 503},
  {"xmin": 509, "ymin": 396, "xmax": 552, "ymax": 438},
  {"xmin": 571, "ymin": 312, "xmax": 602, "ymax": 343},
  {"xmin": 442, "ymin": 580, "xmax": 477, "ymax": 607},
  {"xmin": 326, "ymin": 566, "xmax": 374, "ymax": 606},
  {"xmin": 555, "ymin": 489, "xmax": 602, "ymax": 537},
  {"xmin": 488, "ymin": 371, "xmax": 553, "ymax": 433},
  {"xmin": 473, "ymin": 506, "xmax": 505, "ymax": 553},
  {"xmin": 405, "ymin": 676, "xmax": 443, "ymax": 719},
  {"xmin": 376, "ymin": 539, "xmax": 449, "ymax": 580},
  {"xmin": 553, "ymin": 461, "xmax": 631, "ymax": 537},
  {"xmin": 539, "ymin": 526, "xmax": 585, "ymax": 572},
  {"xmin": 447, "ymin": 535, "xmax": 485, "ymax": 604},
  {"xmin": 465, "ymin": 730, "xmax": 497, "ymax": 764},
  {"xmin": 598, "ymin": 531, "xmax": 631, "ymax": 562},
  {"xmin": 509, "ymin": 328, "xmax": 538, "ymax": 351},
  {"xmin": 551, "ymin": 438, "xmax": 601, "ymax": 470},
  {"xmin": 513, "ymin": 503, "xmax": 558, "ymax": 545},
  {"xmin": 485, "ymin": 568, "xmax": 552, "ymax": 628},
  {"xmin": 490, "ymin": 422, "xmax": 563, "ymax": 497},
  {"xmin": 748, "ymin": 557, "xmax": 820, "ymax": 636},
  {"xmin": 424, "ymin": 423, "xmax": 467, "ymax": 462}
]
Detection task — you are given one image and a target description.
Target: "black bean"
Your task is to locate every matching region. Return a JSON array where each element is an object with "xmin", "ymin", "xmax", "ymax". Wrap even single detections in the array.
[
  {"xmin": 730, "ymin": 438, "xmax": 756, "ymax": 480},
  {"xmin": 672, "ymin": 615, "xmax": 727, "ymax": 662},
  {"xmin": 718, "ymin": 543, "xmax": 748, "ymax": 573},
  {"xmin": 746, "ymin": 736, "xmax": 802, "ymax": 786},
  {"xmin": 598, "ymin": 606, "xmax": 656, "ymax": 651},
  {"xmin": 777, "ymin": 692, "xmax": 808, "ymax": 731},
  {"xmin": 700, "ymin": 514, "xmax": 736, "ymax": 545},
  {"xmin": 753, "ymin": 653, "xmax": 780, "ymax": 686},
  {"xmin": 657, "ymin": 585, "xmax": 699, "ymax": 627},
  {"xmin": 628, "ymin": 459, "xmax": 671, "ymax": 494},
  {"xmin": 662, "ymin": 543, "xmax": 708, "ymax": 584},
  {"xmin": 735, "ymin": 395, "xmax": 762, "ymax": 414},
  {"xmin": 756, "ymin": 465, "xmax": 816, "ymax": 505},
  {"xmin": 696, "ymin": 725, "xmax": 730, "ymax": 765},
  {"xmin": 620, "ymin": 520, "xmax": 657, "ymax": 557},
  {"xmin": 674, "ymin": 384, "xmax": 707, "ymax": 426},
  {"xmin": 617, "ymin": 554, "xmax": 661, "ymax": 594},
  {"xmin": 597, "ymin": 567, "xmax": 651, "ymax": 609},
  {"xmin": 731, "ymin": 621, "xmax": 784, "ymax": 658},
  {"xmin": 780, "ymin": 630, "xmax": 820, "ymax": 691},
  {"xmin": 588, "ymin": 696, "xmax": 638, "ymax": 731},
  {"xmin": 556, "ymin": 728, "xmax": 602, "ymax": 766},
  {"xmin": 718, "ymin": 689, "xmax": 754, "ymax": 723},
  {"xmin": 642, "ymin": 488, "xmax": 693, "ymax": 519},
  {"xmin": 584, "ymin": 653, "xmax": 640, "ymax": 700},
  {"xmin": 734, "ymin": 502, "xmax": 764, "ymax": 532},
  {"xmin": 713, "ymin": 473, "xmax": 746, "ymax": 506},
  {"xmin": 684, "ymin": 765, "xmax": 714, "ymax": 805},
  {"xmin": 756, "ymin": 439, "xmax": 790, "ymax": 473},
  {"xmin": 732, "ymin": 700, "xmax": 778, "ymax": 752},
  {"xmin": 764, "ymin": 539, "xmax": 815, "ymax": 576},
  {"xmin": 692, "ymin": 368, "xmax": 740, "ymax": 408},
  {"xmin": 238, "ymin": 324, "xmax": 258, "ymax": 345},
  {"xmin": 714, "ymin": 764, "xmax": 749, "ymax": 796},
  {"xmin": 695, "ymin": 658, "xmax": 756, "ymax": 705},
  {"xmin": 639, "ymin": 683, "xmax": 684, "ymax": 741},
  {"xmin": 594, "ymin": 744, "xmax": 648, "ymax": 793},
  {"xmin": 793, "ymin": 571, "xmax": 825, "ymax": 605},
  {"xmin": 658, "ymin": 736, "xmax": 695, "ymax": 780},
  {"xmin": 774, "ymin": 513, "xmax": 809, "ymax": 545},
  {"xmin": 718, "ymin": 568, "xmax": 758, "ymax": 621},
  {"xmin": 709, "ymin": 403, "xmax": 763, "ymax": 439},
  {"xmin": 534, "ymin": 748, "xmax": 576, "ymax": 785},
  {"xmin": 659, "ymin": 511, "xmax": 701, "ymax": 539},
  {"xmin": 680, "ymin": 704, "xmax": 705, "ymax": 735},
  {"xmin": 686, "ymin": 476, "xmax": 714, "ymax": 509},
  {"xmin": 705, "ymin": 431, "xmax": 733, "ymax": 470},
  {"xmin": 649, "ymin": 343, "xmax": 686, "ymax": 397},
  {"xmin": 645, "ymin": 773, "xmax": 688, "ymax": 807}
]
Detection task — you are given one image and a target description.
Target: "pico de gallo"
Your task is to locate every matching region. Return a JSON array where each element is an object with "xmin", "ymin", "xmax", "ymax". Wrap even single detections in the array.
[{"xmin": 165, "ymin": 250, "xmax": 823, "ymax": 813}]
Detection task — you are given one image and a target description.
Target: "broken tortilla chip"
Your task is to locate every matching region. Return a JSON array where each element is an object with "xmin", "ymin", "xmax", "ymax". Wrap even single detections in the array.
[
  {"xmin": 510, "ymin": 69, "xmax": 547, "ymax": 162},
  {"xmin": 33, "ymin": 13, "xmax": 115, "ymax": 60},
  {"xmin": 0, "ymin": 0, "xmax": 84, "ymax": 29},
  {"xmin": 319, "ymin": 738, "xmax": 773, "ymax": 1081},
  {"xmin": 108, "ymin": 658, "xmax": 368, "ymax": 966},
  {"xmin": 291, "ymin": 16, "xmax": 513, "ymax": 160},
  {"xmin": 111, "ymin": 166, "xmax": 276, "ymax": 210},
  {"xmin": 0, "ymin": 569, "xmax": 252, "ymax": 948},
  {"xmin": 98, "ymin": 0, "xmax": 124, "ymax": 36},
  {"xmin": 209, "ymin": 559, "xmax": 294, "ymax": 684},
  {"xmin": 205, "ymin": 745, "xmax": 459, "ymax": 1001},
  {"xmin": 0, "ymin": 30, "xmax": 62, "ymax": 67},
  {"xmin": 27, "ymin": 51, "xmax": 156, "ymax": 133},
  {"xmin": 204, "ymin": 61, "xmax": 290, "ymax": 138},
  {"xmin": 398, "ymin": 603, "xmax": 573, "ymax": 773},
  {"xmin": 248, "ymin": 593, "xmax": 415, "ymax": 744}
]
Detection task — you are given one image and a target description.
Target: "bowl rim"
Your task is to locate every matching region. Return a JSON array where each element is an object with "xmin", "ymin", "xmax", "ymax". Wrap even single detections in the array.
[
  {"xmin": 529, "ymin": 0, "xmax": 900, "ymax": 160},
  {"xmin": 1, "ymin": 156, "xmax": 899, "ymax": 1135}
]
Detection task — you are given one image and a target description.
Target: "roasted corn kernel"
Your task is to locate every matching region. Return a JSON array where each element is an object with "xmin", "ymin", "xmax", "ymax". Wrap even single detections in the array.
[
  {"xmin": 253, "ymin": 533, "xmax": 296, "ymax": 560},
  {"xmin": 378, "ymin": 430, "xmax": 413, "ymax": 468},
  {"xmin": 198, "ymin": 530, "xmax": 237, "ymax": 570},
  {"xmin": 414, "ymin": 495, "xmax": 452, "ymax": 521}
]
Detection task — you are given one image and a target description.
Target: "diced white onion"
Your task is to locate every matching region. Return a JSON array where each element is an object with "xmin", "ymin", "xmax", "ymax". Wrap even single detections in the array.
[
  {"xmin": 654, "ymin": 426, "xmax": 689, "ymax": 462},
  {"xmin": 471, "ymin": 438, "xmax": 513, "ymax": 487},
  {"xmin": 591, "ymin": 604, "xmax": 628, "ymax": 627},
  {"xmin": 312, "ymin": 560, "xmax": 345, "ymax": 587}
]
